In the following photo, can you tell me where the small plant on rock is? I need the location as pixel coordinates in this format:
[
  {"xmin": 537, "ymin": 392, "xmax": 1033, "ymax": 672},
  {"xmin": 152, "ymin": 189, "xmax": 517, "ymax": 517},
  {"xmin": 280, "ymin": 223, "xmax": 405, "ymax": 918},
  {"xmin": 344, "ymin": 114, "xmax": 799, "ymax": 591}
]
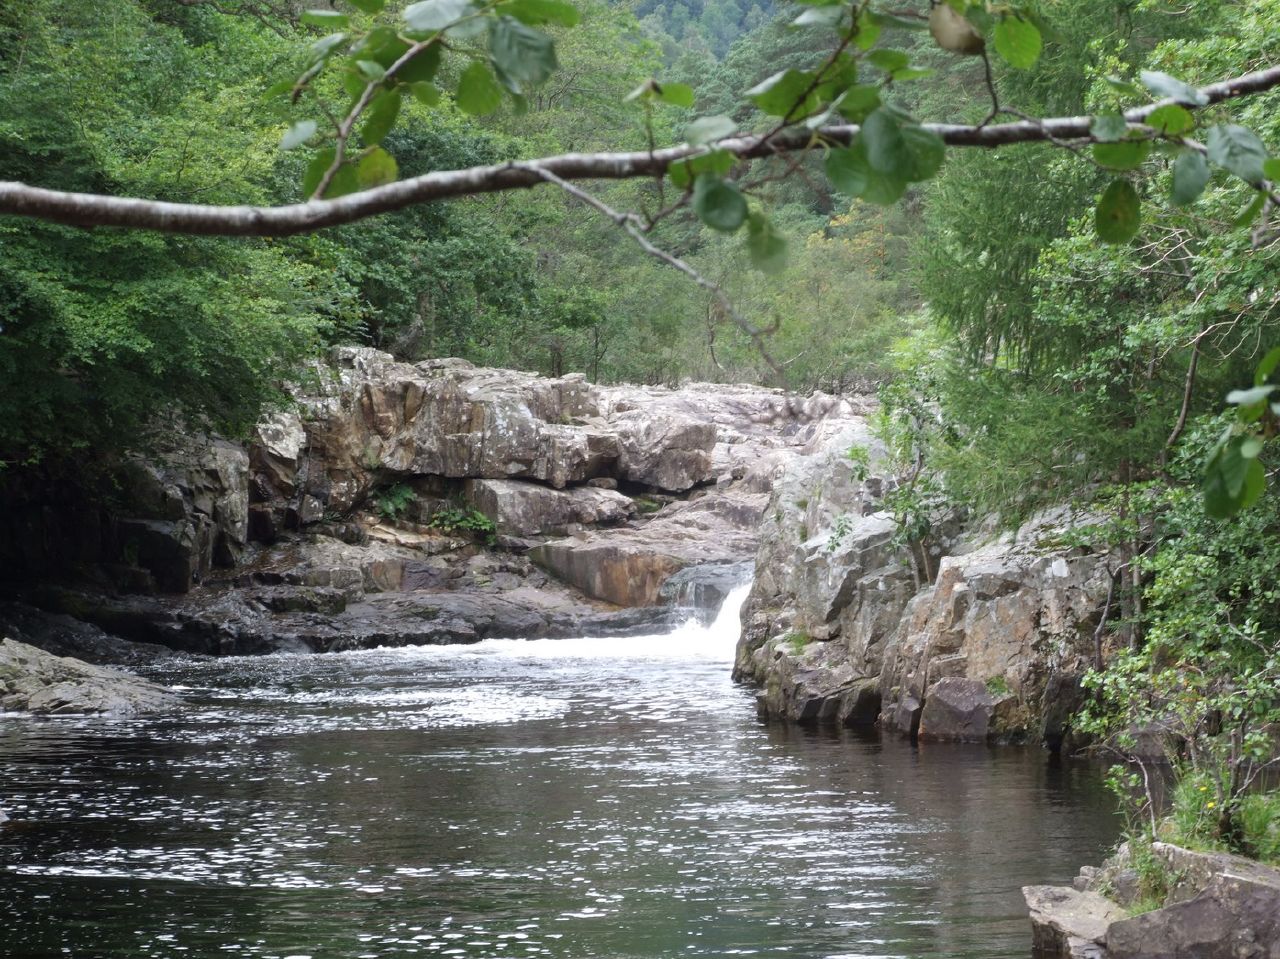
[
  {"xmin": 374, "ymin": 483, "xmax": 416, "ymax": 523},
  {"xmin": 427, "ymin": 504, "xmax": 497, "ymax": 545}
]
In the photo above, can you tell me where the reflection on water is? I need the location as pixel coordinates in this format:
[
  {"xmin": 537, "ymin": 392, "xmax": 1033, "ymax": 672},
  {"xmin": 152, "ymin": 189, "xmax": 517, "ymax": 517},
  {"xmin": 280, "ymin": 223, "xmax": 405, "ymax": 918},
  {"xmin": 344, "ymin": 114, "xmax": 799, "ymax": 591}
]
[{"xmin": 0, "ymin": 585, "xmax": 1117, "ymax": 958}]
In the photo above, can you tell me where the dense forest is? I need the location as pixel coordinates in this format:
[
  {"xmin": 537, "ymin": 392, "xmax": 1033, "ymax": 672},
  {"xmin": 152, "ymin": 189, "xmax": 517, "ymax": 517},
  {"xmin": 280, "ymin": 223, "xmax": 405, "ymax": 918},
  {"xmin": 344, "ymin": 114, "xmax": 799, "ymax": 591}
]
[{"xmin": 2, "ymin": 0, "xmax": 1280, "ymax": 881}]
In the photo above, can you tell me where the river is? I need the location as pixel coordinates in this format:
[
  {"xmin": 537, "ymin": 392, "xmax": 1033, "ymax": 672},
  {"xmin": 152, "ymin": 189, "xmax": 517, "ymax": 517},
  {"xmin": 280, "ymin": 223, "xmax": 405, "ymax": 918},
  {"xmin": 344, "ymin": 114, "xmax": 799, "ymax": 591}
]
[{"xmin": 0, "ymin": 584, "xmax": 1118, "ymax": 958}]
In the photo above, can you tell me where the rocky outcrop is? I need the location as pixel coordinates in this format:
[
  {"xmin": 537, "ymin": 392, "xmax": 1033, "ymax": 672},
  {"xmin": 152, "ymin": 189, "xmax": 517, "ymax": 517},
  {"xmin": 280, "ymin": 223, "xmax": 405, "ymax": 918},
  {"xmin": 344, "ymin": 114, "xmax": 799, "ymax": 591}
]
[
  {"xmin": 1028, "ymin": 844, "xmax": 1280, "ymax": 959},
  {"xmin": 0, "ymin": 637, "xmax": 179, "ymax": 716},
  {"xmin": 1, "ymin": 350, "xmax": 864, "ymax": 655},
  {"xmin": 735, "ymin": 422, "xmax": 1114, "ymax": 747}
]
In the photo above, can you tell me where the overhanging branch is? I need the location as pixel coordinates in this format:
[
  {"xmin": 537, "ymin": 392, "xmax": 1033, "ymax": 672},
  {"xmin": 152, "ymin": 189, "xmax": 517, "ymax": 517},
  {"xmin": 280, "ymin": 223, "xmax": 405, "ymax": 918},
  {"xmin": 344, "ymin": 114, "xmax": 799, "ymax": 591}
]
[{"xmin": 1, "ymin": 63, "xmax": 1277, "ymax": 237}]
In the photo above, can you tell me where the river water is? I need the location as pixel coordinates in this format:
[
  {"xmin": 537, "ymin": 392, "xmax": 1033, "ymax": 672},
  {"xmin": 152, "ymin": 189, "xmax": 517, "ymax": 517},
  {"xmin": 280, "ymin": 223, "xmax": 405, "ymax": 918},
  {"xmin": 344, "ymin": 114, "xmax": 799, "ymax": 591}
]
[{"xmin": 0, "ymin": 584, "xmax": 1118, "ymax": 959}]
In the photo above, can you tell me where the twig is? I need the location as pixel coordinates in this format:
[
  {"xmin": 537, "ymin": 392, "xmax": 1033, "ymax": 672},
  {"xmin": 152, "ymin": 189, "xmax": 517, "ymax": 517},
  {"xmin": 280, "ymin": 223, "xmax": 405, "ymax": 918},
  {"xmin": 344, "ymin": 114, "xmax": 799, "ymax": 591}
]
[{"xmin": 524, "ymin": 165, "xmax": 788, "ymax": 383}]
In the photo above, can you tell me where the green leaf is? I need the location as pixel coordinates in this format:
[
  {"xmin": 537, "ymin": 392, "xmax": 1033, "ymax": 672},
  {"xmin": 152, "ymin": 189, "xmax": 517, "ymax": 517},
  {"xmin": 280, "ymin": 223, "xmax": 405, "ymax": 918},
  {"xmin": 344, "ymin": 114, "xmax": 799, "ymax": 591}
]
[
  {"xmin": 302, "ymin": 9, "xmax": 349, "ymax": 28},
  {"xmin": 489, "ymin": 17, "xmax": 557, "ymax": 93},
  {"xmin": 825, "ymin": 145, "xmax": 868, "ymax": 196},
  {"xmin": 1091, "ymin": 113, "xmax": 1127, "ymax": 142},
  {"xmin": 1204, "ymin": 446, "xmax": 1264, "ymax": 518},
  {"xmin": 1093, "ymin": 139, "xmax": 1150, "ymax": 170},
  {"xmin": 746, "ymin": 69, "xmax": 815, "ymax": 119},
  {"xmin": 860, "ymin": 108, "xmax": 944, "ymax": 182},
  {"xmin": 1206, "ymin": 124, "xmax": 1268, "ymax": 183},
  {"xmin": 311, "ymin": 32, "xmax": 349, "ymax": 62},
  {"xmin": 348, "ymin": 0, "xmax": 386, "ymax": 11},
  {"xmin": 853, "ymin": 11, "xmax": 882, "ymax": 50},
  {"xmin": 409, "ymin": 81, "xmax": 441, "ymax": 107},
  {"xmin": 824, "ymin": 142, "xmax": 907, "ymax": 205},
  {"xmin": 455, "ymin": 62, "xmax": 503, "ymax": 115},
  {"xmin": 361, "ymin": 89, "xmax": 401, "ymax": 146},
  {"xmin": 793, "ymin": 5, "xmax": 843, "ymax": 27},
  {"xmin": 501, "ymin": 0, "xmax": 580, "ymax": 26},
  {"xmin": 1139, "ymin": 70, "xmax": 1208, "ymax": 106},
  {"xmin": 1240, "ymin": 435, "xmax": 1265, "ymax": 459},
  {"xmin": 281, "ymin": 120, "xmax": 317, "ymax": 150},
  {"xmin": 342, "ymin": 69, "xmax": 367, "ymax": 100},
  {"xmin": 686, "ymin": 115, "xmax": 736, "ymax": 145},
  {"xmin": 891, "ymin": 67, "xmax": 934, "ymax": 82},
  {"xmin": 303, "ymin": 149, "xmax": 359, "ymax": 199},
  {"xmin": 993, "ymin": 16, "xmax": 1041, "ymax": 69},
  {"xmin": 692, "ymin": 174, "xmax": 748, "ymax": 232},
  {"xmin": 746, "ymin": 212, "xmax": 788, "ymax": 274},
  {"xmin": 1171, "ymin": 149, "xmax": 1210, "ymax": 206},
  {"xmin": 1145, "ymin": 104, "xmax": 1194, "ymax": 136},
  {"xmin": 357, "ymin": 59, "xmax": 387, "ymax": 81},
  {"xmin": 1095, "ymin": 179, "xmax": 1140, "ymax": 243},
  {"xmin": 867, "ymin": 10, "xmax": 927, "ymax": 30},
  {"xmin": 657, "ymin": 82, "xmax": 694, "ymax": 108},
  {"xmin": 1227, "ymin": 385, "xmax": 1278, "ymax": 406},
  {"xmin": 404, "ymin": 0, "xmax": 474, "ymax": 32},
  {"xmin": 1235, "ymin": 191, "xmax": 1268, "ymax": 228},
  {"xmin": 668, "ymin": 149, "xmax": 733, "ymax": 189},
  {"xmin": 867, "ymin": 49, "xmax": 909, "ymax": 73},
  {"xmin": 262, "ymin": 79, "xmax": 295, "ymax": 101},
  {"xmin": 323, "ymin": 162, "xmax": 360, "ymax": 199},
  {"xmin": 1104, "ymin": 75, "xmax": 1143, "ymax": 98},
  {"xmin": 357, "ymin": 146, "xmax": 398, "ymax": 188},
  {"xmin": 302, "ymin": 148, "xmax": 336, "ymax": 196},
  {"xmin": 833, "ymin": 85, "xmax": 880, "ymax": 122},
  {"xmin": 395, "ymin": 44, "xmax": 442, "ymax": 83},
  {"xmin": 1254, "ymin": 346, "xmax": 1280, "ymax": 386},
  {"xmin": 1265, "ymin": 158, "xmax": 1280, "ymax": 182}
]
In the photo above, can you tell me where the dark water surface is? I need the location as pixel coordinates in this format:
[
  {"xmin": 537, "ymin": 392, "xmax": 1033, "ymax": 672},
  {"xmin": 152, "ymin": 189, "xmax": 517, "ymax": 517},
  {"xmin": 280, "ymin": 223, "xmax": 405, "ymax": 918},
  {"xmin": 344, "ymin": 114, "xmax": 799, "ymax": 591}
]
[{"xmin": 0, "ymin": 587, "xmax": 1118, "ymax": 959}]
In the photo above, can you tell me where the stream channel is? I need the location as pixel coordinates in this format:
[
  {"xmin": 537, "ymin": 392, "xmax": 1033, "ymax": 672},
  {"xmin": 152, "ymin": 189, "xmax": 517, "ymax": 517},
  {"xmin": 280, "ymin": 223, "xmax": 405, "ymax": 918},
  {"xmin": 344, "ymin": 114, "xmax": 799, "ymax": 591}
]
[{"xmin": 1, "ymin": 584, "xmax": 1119, "ymax": 958}]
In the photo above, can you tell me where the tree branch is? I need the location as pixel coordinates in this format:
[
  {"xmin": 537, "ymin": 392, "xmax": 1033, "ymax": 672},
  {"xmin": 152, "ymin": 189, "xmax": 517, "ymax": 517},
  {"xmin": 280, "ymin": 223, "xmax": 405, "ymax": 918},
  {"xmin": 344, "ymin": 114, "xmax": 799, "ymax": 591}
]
[{"xmin": 1, "ymin": 63, "xmax": 1278, "ymax": 236}]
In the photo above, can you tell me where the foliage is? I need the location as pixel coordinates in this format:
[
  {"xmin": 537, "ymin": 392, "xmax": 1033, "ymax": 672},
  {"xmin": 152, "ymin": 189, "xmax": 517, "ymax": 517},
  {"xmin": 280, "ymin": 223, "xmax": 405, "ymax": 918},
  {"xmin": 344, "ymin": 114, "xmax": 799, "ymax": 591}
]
[
  {"xmin": 427, "ymin": 503, "xmax": 498, "ymax": 543},
  {"xmin": 1077, "ymin": 439, "xmax": 1280, "ymax": 857},
  {"xmin": 0, "ymin": 0, "xmax": 338, "ymax": 463},
  {"xmin": 374, "ymin": 482, "xmax": 417, "ymax": 521}
]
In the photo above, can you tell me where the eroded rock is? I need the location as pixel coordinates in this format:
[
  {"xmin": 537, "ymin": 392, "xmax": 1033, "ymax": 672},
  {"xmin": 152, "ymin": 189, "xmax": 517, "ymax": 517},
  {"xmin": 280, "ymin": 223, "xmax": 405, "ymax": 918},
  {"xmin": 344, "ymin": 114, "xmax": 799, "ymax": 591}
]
[{"xmin": 0, "ymin": 637, "xmax": 179, "ymax": 716}]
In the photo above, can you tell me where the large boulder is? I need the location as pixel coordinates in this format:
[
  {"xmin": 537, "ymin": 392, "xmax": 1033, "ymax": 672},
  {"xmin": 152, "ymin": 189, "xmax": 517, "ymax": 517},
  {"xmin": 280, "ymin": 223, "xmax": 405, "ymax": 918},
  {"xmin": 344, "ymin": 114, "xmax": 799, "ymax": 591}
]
[
  {"xmin": 1025, "ymin": 885, "xmax": 1125, "ymax": 959},
  {"xmin": 464, "ymin": 479, "xmax": 633, "ymax": 536},
  {"xmin": 0, "ymin": 637, "xmax": 179, "ymax": 716}
]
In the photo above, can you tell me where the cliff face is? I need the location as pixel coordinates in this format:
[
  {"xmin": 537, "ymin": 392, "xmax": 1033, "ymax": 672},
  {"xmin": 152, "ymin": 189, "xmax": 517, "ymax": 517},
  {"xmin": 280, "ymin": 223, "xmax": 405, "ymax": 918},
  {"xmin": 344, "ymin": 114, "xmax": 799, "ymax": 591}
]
[
  {"xmin": 0, "ymin": 349, "xmax": 863, "ymax": 655},
  {"xmin": 734, "ymin": 426, "xmax": 1114, "ymax": 749}
]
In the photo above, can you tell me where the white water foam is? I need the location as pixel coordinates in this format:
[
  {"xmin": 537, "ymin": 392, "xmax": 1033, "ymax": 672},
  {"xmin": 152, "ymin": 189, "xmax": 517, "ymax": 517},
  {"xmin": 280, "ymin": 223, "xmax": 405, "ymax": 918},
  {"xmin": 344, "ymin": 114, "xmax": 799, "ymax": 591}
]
[{"xmin": 435, "ymin": 578, "xmax": 754, "ymax": 665}]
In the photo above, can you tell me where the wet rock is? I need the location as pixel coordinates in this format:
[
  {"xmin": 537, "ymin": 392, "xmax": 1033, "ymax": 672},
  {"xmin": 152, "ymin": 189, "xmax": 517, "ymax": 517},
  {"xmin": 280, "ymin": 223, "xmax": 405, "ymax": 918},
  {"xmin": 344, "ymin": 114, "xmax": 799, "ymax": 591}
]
[
  {"xmin": 0, "ymin": 637, "xmax": 179, "ymax": 716},
  {"xmin": 658, "ymin": 562, "xmax": 753, "ymax": 619}
]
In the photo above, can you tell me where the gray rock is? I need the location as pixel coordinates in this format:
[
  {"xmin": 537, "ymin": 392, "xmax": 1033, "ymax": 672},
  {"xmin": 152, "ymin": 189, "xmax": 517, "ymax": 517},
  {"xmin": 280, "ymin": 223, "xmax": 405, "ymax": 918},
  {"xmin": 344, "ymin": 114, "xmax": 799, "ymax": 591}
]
[
  {"xmin": 464, "ymin": 479, "xmax": 633, "ymax": 536},
  {"xmin": 0, "ymin": 637, "xmax": 179, "ymax": 716},
  {"xmin": 735, "ymin": 418, "xmax": 1116, "ymax": 745},
  {"xmin": 1024, "ymin": 885, "xmax": 1125, "ymax": 959},
  {"xmin": 531, "ymin": 491, "xmax": 766, "ymax": 606},
  {"xmin": 918, "ymin": 677, "xmax": 1014, "ymax": 743},
  {"xmin": 0, "ymin": 602, "xmax": 179, "ymax": 666}
]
